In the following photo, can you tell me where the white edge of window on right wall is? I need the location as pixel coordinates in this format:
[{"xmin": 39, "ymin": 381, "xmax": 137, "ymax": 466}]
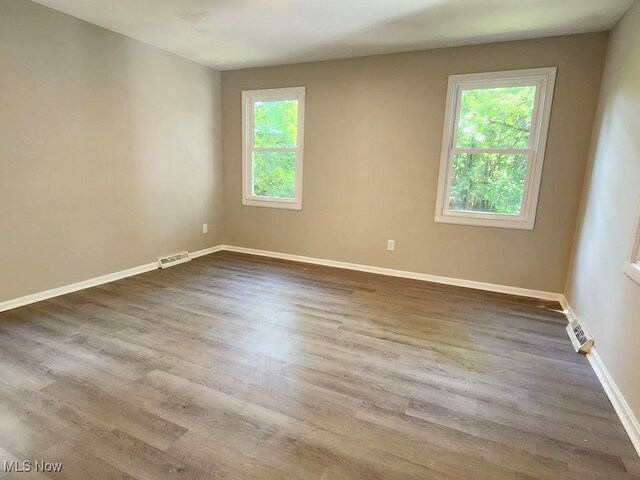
[
  {"xmin": 623, "ymin": 197, "xmax": 640, "ymax": 286},
  {"xmin": 435, "ymin": 67, "xmax": 557, "ymax": 230}
]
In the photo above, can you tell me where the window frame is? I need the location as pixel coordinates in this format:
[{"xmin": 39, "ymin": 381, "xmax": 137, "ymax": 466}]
[
  {"xmin": 435, "ymin": 67, "xmax": 557, "ymax": 230},
  {"xmin": 242, "ymin": 86, "xmax": 305, "ymax": 210},
  {"xmin": 624, "ymin": 198, "xmax": 640, "ymax": 286}
]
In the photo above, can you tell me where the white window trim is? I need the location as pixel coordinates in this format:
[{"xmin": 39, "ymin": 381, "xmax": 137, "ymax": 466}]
[
  {"xmin": 624, "ymin": 198, "xmax": 640, "ymax": 286},
  {"xmin": 435, "ymin": 67, "xmax": 557, "ymax": 230},
  {"xmin": 242, "ymin": 86, "xmax": 305, "ymax": 210}
]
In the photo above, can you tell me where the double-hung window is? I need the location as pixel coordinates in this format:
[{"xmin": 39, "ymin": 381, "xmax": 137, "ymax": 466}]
[
  {"xmin": 242, "ymin": 87, "xmax": 305, "ymax": 210},
  {"xmin": 435, "ymin": 68, "xmax": 556, "ymax": 229},
  {"xmin": 624, "ymin": 199, "xmax": 640, "ymax": 286}
]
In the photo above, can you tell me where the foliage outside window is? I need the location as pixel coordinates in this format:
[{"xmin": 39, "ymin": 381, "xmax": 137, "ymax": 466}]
[
  {"xmin": 436, "ymin": 68, "xmax": 557, "ymax": 230},
  {"xmin": 242, "ymin": 87, "xmax": 305, "ymax": 210}
]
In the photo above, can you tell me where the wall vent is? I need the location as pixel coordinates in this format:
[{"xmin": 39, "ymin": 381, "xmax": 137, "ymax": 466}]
[
  {"xmin": 158, "ymin": 252, "xmax": 191, "ymax": 269},
  {"xmin": 566, "ymin": 319, "xmax": 594, "ymax": 354}
]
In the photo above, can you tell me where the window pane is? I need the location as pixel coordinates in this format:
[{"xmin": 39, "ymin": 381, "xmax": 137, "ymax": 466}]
[
  {"xmin": 254, "ymin": 100, "xmax": 298, "ymax": 148},
  {"xmin": 449, "ymin": 153, "xmax": 528, "ymax": 215},
  {"xmin": 253, "ymin": 151, "xmax": 296, "ymax": 199},
  {"xmin": 456, "ymin": 86, "xmax": 536, "ymax": 149}
]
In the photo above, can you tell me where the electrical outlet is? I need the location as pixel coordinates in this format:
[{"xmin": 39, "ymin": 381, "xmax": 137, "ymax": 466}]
[
  {"xmin": 202, "ymin": 223, "xmax": 208, "ymax": 234},
  {"xmin": 387, "ymin": 239, "xmax": 395, "ymax": 251}
]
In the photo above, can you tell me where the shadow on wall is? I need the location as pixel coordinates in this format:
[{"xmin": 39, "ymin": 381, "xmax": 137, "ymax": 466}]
[
  {"xmin": 72, "ymin": 19, "xmax": 221, "ymax": 266},
  {"xmin": 0, "ymin": 0, "xmax": 220, "ymax": 301},
  {"xmin": 565, "ymin": 44, "xmax": 640, "ymax": 323}
]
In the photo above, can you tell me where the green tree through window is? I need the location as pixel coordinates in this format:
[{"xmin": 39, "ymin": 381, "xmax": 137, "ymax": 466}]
[
  {"xmin": 253, "ymin": 100, "xmax": 298, "ymax": 198},
  {"xmin": 449, "ymin": 86, "xmax": 536, "ymax": 215}
]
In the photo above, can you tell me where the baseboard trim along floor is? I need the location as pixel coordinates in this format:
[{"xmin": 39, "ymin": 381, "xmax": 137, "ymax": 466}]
[
  {"xmin": 560, "ymin": 296, "xmax": 640, "ymax": 457},
  {"xmin": 222, "ymin": 245, "xmax": 563, "ymax": 302},
  {"xmin": 0, "ymin": 244, "xmax": 562, "ymax": 314},
  {"xmin": 0, "ymin": 245, "xmax": 224, "ymax": 313},
  {"xmin": 1, "ymin": 245, "xmax": 638, "ymax": 459}
]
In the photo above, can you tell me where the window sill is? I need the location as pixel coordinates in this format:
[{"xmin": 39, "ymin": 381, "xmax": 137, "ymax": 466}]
[
  {"xmin": 623, "ymin": 262, "xmax": 640, "ymax": 286},
  {"xmin": 435, "ymin": 214, "xmax": 534, "ymax": 230},
  {"xmin": 242, "ymin": 198, "xmax": 302, "ymax": 210}
]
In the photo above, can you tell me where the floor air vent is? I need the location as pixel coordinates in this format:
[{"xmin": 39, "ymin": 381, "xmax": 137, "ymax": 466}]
[
  {"xmin": 158, "ymin": 252, "xmax": 191, "ymax": 269},
  {"xmin": 566, "ymin": 319, "xmax": 593, "ymax": 354}
]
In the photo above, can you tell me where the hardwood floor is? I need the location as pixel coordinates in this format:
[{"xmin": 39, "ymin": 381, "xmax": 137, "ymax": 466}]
[{"xmin": 0, "ymin": 251, "xmax": 638, "ymax": 479}]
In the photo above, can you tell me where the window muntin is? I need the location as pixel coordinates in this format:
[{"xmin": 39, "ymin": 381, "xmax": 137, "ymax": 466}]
[
  {"xmin": 242, "ymin": 87, "xmax": 305, "ymax": 210},
  {"xmin": 436, "ymin": 68, "xmax": 556, "ymax": 229}
]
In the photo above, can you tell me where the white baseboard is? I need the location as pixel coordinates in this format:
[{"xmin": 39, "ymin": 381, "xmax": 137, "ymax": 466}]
[
  {"xmin": 191, "ymin": 245, "xmax": 225, "ymax": 259},
  {"xmin": 0, "ymin": 262, "xmax": 157, "ymax": 313},
  {"xmin": 0, "ymin": 243, "xmax": 560, "ymax": 314},
  {"xmin": 588, "ymin": 348, "xmax": 640, "ymax": 456},
  {"xmin": 0, "ymin": 245, "xmax": 225, "ymax": 313},
  {"xmin": 2, "ymin": 243, "xmax": 636, "ymax": 457},
  {"xmin": 221, "ymin": 245, "xmax": 563, "ymax": 302},
  {"xmin": 559, "ymin": 296, "xmax": 577, "ymax": 322},
  {"xmin": 560, "ymin": 295, "xmax": 640, "ymax": 457}
]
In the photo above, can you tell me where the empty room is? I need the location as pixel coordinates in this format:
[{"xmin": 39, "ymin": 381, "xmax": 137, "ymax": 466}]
[{"xmin": 1, "ymin": 0, "xmax": 640, "ymax": 478}]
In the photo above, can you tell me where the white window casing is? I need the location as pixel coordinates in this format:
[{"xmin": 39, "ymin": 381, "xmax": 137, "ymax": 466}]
[
  {"xmin": 624, "ymin": 197, "xmax": 640, "ymax": 285},
  {"xmin": 242, "ymin": 86, "xmax": 305, "ymax": 210},
  {"xmin": 435, "ymin": 67, "xmax": 557, "ymax": 230}
]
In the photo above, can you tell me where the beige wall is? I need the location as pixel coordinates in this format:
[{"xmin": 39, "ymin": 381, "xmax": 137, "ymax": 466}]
[
  {"xmin": 565, "ymin": 1, "xmax": 640, "ymax": 422},
  {"xmin": 221, "ymin": 34, "xmax": 608, "ymax": 293},
  {"xmin": 0, "ymin": 1, "xmax": 616, "ymax": 305},
  {"xmin": 0, "ymin": 0, "xmax": 223, "ymax": 303}
]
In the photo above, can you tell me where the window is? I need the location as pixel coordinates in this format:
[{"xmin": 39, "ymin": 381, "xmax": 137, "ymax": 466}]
[
  {"xmin": 242, "ymin": 87, "xmax": 305, "ymax": 210},
  {"xmin": 435, "ymin": 68, "xmax": 556, "ymax": 229},
  {"xmin": 624, "ymin": 199, "xmax": 640, "ymax": 286}
]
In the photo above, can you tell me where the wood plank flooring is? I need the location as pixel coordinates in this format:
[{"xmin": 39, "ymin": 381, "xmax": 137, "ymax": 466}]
[{"xmin": 0, "ymin": 251, "xmax": 638, "ymax": 479}]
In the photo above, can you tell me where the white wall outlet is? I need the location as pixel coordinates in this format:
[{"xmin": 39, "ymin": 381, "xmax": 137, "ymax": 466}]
[
  {"xmin": 202, "ymin": 223, "xmax": 208, "ymax": 234},
  {"xmin": 387, "ymin": 239, "xmax": 396, "ymax": 251}
]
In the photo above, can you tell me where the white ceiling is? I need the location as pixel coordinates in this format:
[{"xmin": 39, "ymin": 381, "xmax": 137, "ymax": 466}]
[{"xmin": 32, "ymin": 0, "xmax": 633, "ymax": 70}]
